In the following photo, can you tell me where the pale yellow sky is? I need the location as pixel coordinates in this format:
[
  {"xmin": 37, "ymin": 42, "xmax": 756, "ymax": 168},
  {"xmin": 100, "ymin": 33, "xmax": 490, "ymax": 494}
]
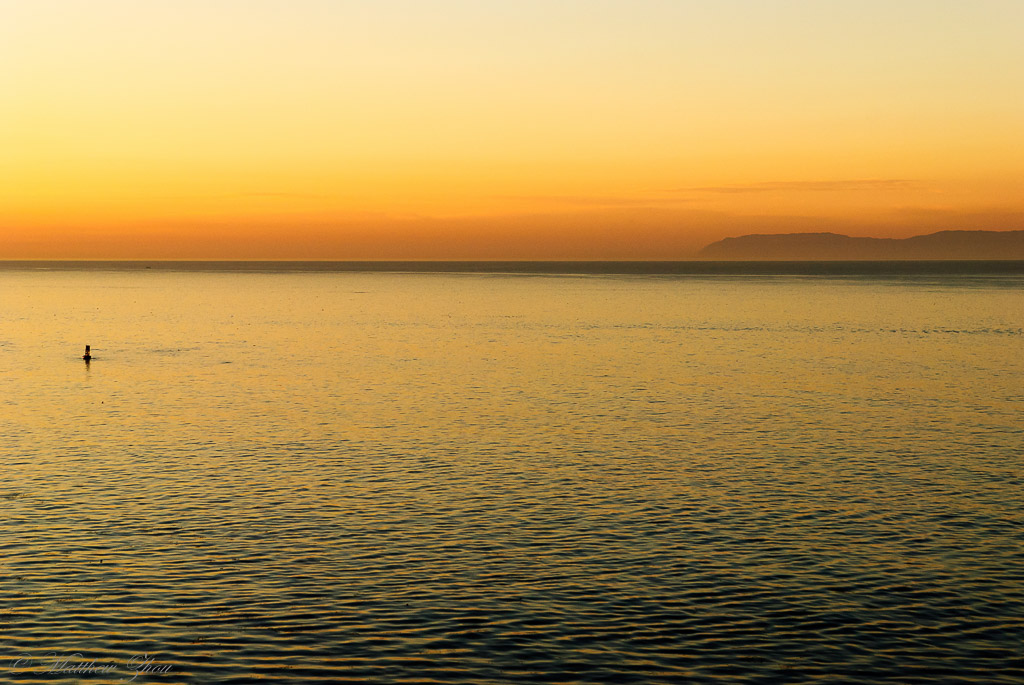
[{"xmin": 2, "ymin": 0, "xmax": 1022, "ymax": 258}]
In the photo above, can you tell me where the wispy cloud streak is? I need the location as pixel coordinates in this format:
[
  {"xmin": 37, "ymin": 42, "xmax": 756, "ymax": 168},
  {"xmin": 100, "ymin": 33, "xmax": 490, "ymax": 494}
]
[
  {"xmin": 677, "ymin": 179, "xmax": 918, "ymax": 194},
  {"xmin": 499, "ymin": 195, "xmax": 696, "ymax": 207}
]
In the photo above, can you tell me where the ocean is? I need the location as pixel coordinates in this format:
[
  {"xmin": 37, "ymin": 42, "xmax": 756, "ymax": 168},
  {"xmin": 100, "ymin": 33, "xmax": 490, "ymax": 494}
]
[{"xmin": 1, "ymin": 262, "xmax": 1022, "ymax": 683}]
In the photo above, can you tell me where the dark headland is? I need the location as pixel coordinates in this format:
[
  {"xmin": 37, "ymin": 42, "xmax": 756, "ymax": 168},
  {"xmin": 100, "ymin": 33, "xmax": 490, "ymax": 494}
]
[{"xmin": 699, "ymin": 229, "xmax": 1024, "ymax": 260}]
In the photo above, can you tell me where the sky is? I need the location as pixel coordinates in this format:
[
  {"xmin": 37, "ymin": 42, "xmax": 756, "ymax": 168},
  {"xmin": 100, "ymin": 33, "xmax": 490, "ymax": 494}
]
[{"xmin": 2, "ymin": 0, "xmax": 1023, "ymax": 259}]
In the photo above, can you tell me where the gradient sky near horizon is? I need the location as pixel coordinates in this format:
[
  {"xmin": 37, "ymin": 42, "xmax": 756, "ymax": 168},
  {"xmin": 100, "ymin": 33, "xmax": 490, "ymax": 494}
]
[{"xmin": 3, "ymin": 0, "xmax": 1023, "ymax": 259}]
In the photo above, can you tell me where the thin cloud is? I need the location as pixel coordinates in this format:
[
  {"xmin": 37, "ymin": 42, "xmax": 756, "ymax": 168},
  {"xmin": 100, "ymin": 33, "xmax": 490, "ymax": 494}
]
[
  {"xmin": 216, "ymin": 192, "xmax": 330, "ymax": 200},
  {"xmin": 677, "ymin": 179, "xmax": 919, "ymax": 194},
  {"xmin": 500, "ymin": 194, "xmax": 696, "ymax": 207},
  {"xmin": 155, "ymin": 191, "xmax": 332, "ymax": 202}
]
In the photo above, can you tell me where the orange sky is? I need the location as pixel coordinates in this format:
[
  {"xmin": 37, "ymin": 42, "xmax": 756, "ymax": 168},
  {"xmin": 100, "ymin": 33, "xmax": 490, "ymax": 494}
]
[{"xmin": 2, "ymin": 0, "xmax": 1023, "ymax": 259}]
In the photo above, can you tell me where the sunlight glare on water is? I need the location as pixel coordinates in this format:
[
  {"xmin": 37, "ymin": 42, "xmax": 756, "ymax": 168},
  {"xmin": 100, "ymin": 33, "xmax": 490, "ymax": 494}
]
[{"xmin": 1, "ymin": 266, "xmax": 1022, "ymax": 683}]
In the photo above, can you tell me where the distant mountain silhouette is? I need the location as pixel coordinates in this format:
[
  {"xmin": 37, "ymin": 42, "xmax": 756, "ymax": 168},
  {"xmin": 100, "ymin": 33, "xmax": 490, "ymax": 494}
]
[{"xmin": 698, "ymin": 230, "xmax": 1024, "ymax": 260}]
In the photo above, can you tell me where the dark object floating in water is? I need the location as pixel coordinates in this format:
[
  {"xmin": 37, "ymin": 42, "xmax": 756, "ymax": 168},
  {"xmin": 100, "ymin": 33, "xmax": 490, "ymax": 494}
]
[{"xmin": 83, "ymin": 344, "xmax": 92, "ymax": 361}]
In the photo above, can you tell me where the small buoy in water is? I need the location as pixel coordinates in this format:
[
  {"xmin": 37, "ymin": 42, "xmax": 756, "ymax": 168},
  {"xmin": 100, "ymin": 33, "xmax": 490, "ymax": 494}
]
[{"xmin": 83, "ymin": 344, "xmax": 92, "ymax": 361}]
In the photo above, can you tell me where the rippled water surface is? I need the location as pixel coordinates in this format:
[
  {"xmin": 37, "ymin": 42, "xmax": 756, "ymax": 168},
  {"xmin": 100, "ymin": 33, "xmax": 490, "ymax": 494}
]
[{"xmin": 2, "ymin": 265, "xmax": 1023, "ymax": 683}]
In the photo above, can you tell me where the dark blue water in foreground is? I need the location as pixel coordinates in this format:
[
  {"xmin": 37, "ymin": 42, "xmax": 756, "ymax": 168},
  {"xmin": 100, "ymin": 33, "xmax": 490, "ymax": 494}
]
[{"xmin": 1, "ymin": 265, "xmax": 1022, "ymax": 683}]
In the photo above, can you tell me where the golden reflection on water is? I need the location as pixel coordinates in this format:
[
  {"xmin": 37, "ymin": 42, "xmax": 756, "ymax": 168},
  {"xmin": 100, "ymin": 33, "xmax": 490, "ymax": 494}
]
[{"xmin": 1, "ymin": 269, "xmax": 1023, "ymax": 683}]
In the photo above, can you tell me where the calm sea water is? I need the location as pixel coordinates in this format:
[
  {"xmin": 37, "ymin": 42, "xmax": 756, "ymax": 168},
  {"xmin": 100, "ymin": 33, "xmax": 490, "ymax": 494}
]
[{"xmin": 1, "ymin": 263, "xmax": 1022, "ymax": 683}]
